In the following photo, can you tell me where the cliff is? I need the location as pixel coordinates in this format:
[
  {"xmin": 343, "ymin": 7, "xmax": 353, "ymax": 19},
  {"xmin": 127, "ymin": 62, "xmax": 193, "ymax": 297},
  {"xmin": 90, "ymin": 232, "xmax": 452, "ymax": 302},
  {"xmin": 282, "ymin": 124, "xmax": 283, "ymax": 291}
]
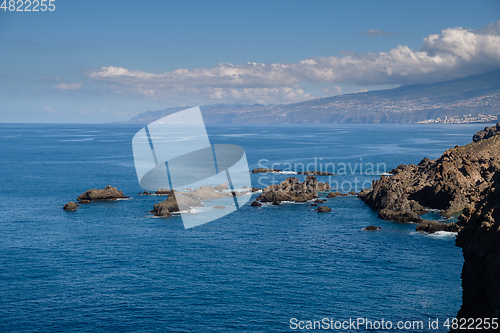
[
  {"xmin": 455, "ymin": 171, "xmax": 500, "ymax": 322},
  {"xmin": 358, "ymin": 124, "xmax": 500, "ymax": 326},
  {"xmin": 358, "ymin": 124, "xmax": 500, "ymax": 232}
]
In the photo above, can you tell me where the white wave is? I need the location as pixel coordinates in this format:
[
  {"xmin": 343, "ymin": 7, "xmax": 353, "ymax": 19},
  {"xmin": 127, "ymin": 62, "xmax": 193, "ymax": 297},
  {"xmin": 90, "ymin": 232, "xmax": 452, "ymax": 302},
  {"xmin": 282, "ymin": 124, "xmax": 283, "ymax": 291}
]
[
  {"xmin": 60, "ymin": 138, "xmax": 95, "ymax": 142},
  {"xmin": 411, "ymin": 231, "xmax": 458, "ymax": 238}
]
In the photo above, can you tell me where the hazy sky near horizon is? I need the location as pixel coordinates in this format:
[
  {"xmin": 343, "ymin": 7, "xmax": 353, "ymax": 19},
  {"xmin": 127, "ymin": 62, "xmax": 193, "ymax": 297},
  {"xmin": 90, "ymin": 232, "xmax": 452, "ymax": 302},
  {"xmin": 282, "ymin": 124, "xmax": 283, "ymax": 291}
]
[{"xmin": 0, "ymin": 0, "xmax": 499, "ymax": 123}]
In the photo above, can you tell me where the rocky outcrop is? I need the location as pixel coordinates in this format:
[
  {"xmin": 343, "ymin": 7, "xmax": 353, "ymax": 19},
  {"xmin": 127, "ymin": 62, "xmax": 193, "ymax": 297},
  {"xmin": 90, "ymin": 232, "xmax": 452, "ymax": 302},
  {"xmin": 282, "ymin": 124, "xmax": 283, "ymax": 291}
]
[
  {"xmin": 251, "ymin": 168, "xmax": 281, "ymax": 173},
  {"xmin": 453, "ymin": 171, "xmax": 500, "ymax": 322},
  {"xmin": 472, "ymin": 122, "xmax": 500, "ymax": 142},
  {"xmin": 77, "ymin": 185, "xmax": 128, "ymax": 202},
  {"xmin": 327, "ymin": 191, "xmax": 348, "ymax": 198},
  {"xmin": 256, "ymin": 176, "xmax": 330, "ymax": 203},
  {"xmin": 250, "ymin": 200, "xmax": 262, "ymax": 207},
  {"xmin": 363, "ymin": 225, "xmax": 381, "ymax": 231},
  {"xmin": 150, "ymin": 192, "xmax": 203, "ymax": 217},
  {"xmin": 359, "ymin": 128, "xmax": 500, "ymax": 229},
  {"xmin": 150, "ymin": 184, "xmax": 251, "ymax": 217},
  {"xmin": 415, "ymin": 220, "xmax": 460, "ymax": 233},
  {"xmin": 316, "ymin": 206, "xmax": 332, "ymax": 213},
  {"xmin": 63, "ymin": 201, "xmax": 78, "ymax": 211}
]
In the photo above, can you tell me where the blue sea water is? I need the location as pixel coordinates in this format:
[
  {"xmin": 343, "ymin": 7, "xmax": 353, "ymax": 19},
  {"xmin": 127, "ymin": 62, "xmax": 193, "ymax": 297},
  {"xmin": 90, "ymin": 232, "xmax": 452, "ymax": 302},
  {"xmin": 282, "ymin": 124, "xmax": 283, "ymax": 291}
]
[{"xmin": 0, "ymin": 123, "xmax": 490, "ymax": 332}]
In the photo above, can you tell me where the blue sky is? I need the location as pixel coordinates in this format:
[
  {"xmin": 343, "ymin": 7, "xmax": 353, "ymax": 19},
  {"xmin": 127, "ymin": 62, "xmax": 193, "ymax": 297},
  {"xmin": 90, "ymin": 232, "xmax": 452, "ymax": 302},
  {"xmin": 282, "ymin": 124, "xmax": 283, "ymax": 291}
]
[{"xmin": 0, "ymin": 0, "xmax": 499, "ymax": 123}]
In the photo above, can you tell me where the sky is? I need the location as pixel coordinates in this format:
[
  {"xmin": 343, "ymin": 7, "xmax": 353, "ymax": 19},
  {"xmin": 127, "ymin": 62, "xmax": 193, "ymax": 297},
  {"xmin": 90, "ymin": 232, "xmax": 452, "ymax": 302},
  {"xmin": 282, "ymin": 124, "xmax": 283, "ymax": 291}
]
[{"xmin": 0, "ymin": 0, "xmax": 499, "ymax": 123}]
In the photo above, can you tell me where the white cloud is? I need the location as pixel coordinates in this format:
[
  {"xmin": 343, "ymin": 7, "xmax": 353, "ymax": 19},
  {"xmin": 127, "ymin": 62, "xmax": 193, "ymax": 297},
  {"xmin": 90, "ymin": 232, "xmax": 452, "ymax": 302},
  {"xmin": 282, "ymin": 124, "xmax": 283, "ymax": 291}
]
[
  {"xmin": 360, "ymin": 29, "xmax": 401, "ymax": 37},
  {"xmin": 83, "ymin": 20, "xmax": 500, "ymax": 105},
  {"xmin": 53, "ymin": 82, "xmax": 83, "ymax": 90}
]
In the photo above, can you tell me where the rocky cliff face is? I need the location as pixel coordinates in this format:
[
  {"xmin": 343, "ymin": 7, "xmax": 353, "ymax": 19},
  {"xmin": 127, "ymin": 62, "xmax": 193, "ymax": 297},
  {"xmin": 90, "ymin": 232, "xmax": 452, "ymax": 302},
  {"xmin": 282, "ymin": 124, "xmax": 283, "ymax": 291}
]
[
  {"xmin": 358, "ymin": 124, "xmax": 500, "ymax": 232},
  {"xmin": 455, "ymin": 171, "xmax": 500, "ymax": 321},
  {"xmin": 358, "ymin": 124, "xmax": 500, "ymax": 325}
]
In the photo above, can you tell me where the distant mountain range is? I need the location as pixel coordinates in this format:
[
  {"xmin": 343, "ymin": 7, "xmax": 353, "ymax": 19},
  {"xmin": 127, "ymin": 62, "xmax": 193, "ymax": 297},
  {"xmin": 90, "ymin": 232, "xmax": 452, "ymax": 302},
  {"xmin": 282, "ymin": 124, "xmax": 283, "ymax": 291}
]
[{"xmin": 123, "ymin": 68, "xmax": 500, "ymax": 124}]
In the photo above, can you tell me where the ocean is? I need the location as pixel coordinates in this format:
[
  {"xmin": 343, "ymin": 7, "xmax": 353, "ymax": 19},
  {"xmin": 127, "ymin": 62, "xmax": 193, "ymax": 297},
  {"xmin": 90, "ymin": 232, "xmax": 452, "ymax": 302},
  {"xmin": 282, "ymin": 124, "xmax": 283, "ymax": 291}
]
[{"xmin": 0, "ymin": 123, "xmax": 490, "ymax": 332}]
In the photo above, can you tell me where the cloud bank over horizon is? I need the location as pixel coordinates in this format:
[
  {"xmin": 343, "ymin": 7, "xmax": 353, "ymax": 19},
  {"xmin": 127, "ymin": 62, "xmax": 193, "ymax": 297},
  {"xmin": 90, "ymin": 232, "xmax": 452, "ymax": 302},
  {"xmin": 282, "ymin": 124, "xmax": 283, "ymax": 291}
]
[{"xmin": 84, "ymin": 20, "xmax": 500, "ymax": 106}]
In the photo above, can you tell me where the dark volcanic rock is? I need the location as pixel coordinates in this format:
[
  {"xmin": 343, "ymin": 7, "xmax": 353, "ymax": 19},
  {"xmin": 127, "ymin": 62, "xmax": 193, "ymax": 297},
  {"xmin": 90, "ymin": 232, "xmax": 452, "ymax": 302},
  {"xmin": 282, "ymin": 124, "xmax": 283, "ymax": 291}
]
[
  {"xmin": 250, "ymin": 200, "xmax": 262, "ymax": 207},
  {"xmin": 327, "ymin": 191, "xmax": 348, "ymax": 198},
  {"xmin": 63, "ymin": 201, "xmax": 78, "ymax": 211},
  {"xmin": 453, "ymin": 171, "xmax": 500, "ymax": 322},
  {"xmin": 150, "ymin": 192, "xmax": 203, "ymax": 217},
  {"xmin": 251, "ymin": 168, "xmax": 281, "ymax": 173},
  {"xmin": 472, "ymin": 122, "xmax": 500, "ymax": 142},
  {"xmin": 363, "ymin": 225, "xmax": 381, "ymax": 231},
  {"xmin": 257, "ymin": 176, "xmax": 330, "ymax": 203},
  {"xmin": 316, "ymin": 206, "xmax": 332, "ymax": 212},
  {"xmin": 77, "ymin": 185, "xmax": 128, "ymax": 202},
  {"xmin": 155, "ymin": 188, "xmax": 173, "ymax": 195},
  {"xmin": 359, "ymin": 129, "xmax": 500, "ymax": 226},
  {"xmin": 415, "ymin": 220, "xmax": 459, "ymax": 233}
]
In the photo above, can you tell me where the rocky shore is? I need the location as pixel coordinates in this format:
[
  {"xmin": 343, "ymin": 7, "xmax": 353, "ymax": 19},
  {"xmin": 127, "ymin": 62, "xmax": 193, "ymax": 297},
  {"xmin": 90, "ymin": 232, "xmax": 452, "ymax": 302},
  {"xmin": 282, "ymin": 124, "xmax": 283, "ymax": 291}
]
[
  {"xmin": 359, "ymin": 124, "xmax": 500, "ymax": 233},
  {"xmin": 454, "ymin": 170, "xmax": 500, "ymax": 323},
  {"xmin": 358, "ymin": 123, "xmax": 500, "ymax": 324}
]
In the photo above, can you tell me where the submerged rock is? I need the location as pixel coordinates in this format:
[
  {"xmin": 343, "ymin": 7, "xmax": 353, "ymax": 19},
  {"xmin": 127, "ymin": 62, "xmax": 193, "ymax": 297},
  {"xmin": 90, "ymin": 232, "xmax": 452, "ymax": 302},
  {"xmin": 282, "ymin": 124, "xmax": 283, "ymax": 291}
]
[
  {"xmin": 77, "ymin": 185, "xmax": 128, "ymax": 202},
  {"xmin": 250, "ymin": 201, "xmax": 262, "ymax": 207},
  {"xmin": 63, "ymin": 201, "xmax": 78, "ymax": 211},
  {"xmin": 213, "ymin": 206, "xmax": 226, "ymax": 209}
]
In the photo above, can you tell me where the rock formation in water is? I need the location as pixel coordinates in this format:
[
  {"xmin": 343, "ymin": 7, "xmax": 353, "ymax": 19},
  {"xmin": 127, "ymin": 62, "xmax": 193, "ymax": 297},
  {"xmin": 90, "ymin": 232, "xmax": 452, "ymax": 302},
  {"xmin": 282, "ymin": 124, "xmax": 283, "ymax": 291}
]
[
  {"xmin": 358, "ymin": 123, "xmax": 500, "ymax": 233},
  {"xmin": 363, "ymin": 225, "xmax": 381, "ymax": 231},
  {"xmin": 454, "ymin": 170, "xmax": 500, "ymax": 322},
  {"xmin": 256, "ymin": 176, "xmax": 330, "ymax": 204},
  {"xmin": 327, "ymin": 191, "xmax": 348, "ymax": 198},
  {"xmin": 150, "ymin": 192, "xmax": 203, "ymax": 217},
  {"xmin": 150, "ymin": 184, "xmax": 251, "ymax": 217},
  {"xmin": 251, "ymin": 168, "xmax": 282, "ymax": 173},
  {"xmin": 63, "ymin": 201, "xmax": 78, "ymax": 211},
  {"xmin": 77, "ymin": 185, "xmax": 129, "ymax": 202},
  {"xmin": 316, "ymin": 206, "xmax": 332, "ymax": 213}
]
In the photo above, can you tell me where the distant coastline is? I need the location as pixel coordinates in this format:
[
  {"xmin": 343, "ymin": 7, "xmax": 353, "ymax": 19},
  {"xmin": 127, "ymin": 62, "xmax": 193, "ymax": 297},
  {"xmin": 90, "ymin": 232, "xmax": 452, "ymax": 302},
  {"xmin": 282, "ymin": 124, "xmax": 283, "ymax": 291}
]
[{"xmin": 120, "ymin": 68, "xmax": 500, "ymax": 125}]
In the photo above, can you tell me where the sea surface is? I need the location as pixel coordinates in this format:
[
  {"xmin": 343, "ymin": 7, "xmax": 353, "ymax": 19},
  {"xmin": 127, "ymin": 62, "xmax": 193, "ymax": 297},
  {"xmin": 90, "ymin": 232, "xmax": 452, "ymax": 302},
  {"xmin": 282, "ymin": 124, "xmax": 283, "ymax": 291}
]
[{"xmin": 0, "ymin": 123, "xmax": 490, "ymax": 332}]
